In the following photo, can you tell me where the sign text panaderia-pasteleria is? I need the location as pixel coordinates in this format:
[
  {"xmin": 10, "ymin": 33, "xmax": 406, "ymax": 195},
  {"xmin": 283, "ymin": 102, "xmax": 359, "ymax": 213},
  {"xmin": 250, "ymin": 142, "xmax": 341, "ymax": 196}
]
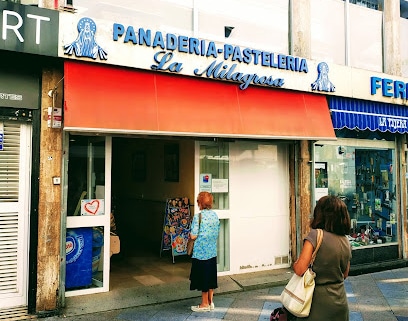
[{"xmin": 113, "ymin": 24, "xmax": 309, "ymax": 90}]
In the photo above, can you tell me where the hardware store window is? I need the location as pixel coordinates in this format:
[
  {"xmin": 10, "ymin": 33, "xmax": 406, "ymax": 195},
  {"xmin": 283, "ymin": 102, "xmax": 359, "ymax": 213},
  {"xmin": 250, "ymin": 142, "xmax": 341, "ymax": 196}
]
[{"xmin": 314, "ymin": 140, "xmax": 397, "ymax": 247}]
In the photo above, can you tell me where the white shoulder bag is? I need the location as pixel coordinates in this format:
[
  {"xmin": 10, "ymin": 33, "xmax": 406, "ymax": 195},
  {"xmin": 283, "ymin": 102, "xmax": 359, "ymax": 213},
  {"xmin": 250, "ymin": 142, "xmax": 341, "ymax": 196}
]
[{"xmin": 280, "ymin": 228, "xmax": 323, "ymax": 318}]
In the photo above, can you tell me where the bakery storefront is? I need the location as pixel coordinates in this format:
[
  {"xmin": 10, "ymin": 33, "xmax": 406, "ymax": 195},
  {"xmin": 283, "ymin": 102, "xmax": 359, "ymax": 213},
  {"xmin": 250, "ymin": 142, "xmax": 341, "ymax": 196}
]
[
  {"xmin": 62, "ymin": 58, "xmax": 335, "ymax": 296},
  {"xmin": 313, "ymin": 93, "xmax": 408, "ymax": 272},
  {"xmin": 59, "ymin": 11, "xmax": 341, "ymax": 300},
  {"xmin": 58, "ymin": 12, "xmax": 408, "ymax": 300}
]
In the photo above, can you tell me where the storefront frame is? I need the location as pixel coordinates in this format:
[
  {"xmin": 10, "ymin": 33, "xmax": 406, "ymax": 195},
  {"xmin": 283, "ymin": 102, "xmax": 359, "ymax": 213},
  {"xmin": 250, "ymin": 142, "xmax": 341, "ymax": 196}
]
[
  {"xmin": 62, "ymin": 133, "xmax": 112, "ymax": 298},
  {"xmin": 312, "ymin": 137, "xmax": 405, "ymax": 266},
  {"xmin": 61, "ymin": 133, "xmax": 293, "ymax": 296}
]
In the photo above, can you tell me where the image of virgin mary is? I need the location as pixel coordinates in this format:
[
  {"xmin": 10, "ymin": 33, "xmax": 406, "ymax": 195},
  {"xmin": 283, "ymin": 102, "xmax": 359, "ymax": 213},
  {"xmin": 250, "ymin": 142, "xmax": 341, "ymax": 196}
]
[
  {"xmin": 311, "ymin": 62, "xmax": 335, "ymax": 92},
  {"xmin": 64, "ymin": 17, "xmax": 108, "ymax": 60}
]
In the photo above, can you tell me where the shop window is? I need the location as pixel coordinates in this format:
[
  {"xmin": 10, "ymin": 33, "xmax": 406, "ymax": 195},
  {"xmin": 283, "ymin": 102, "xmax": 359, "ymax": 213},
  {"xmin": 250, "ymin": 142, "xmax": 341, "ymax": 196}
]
[
  {"xmin": 65, "ymin": 135, "xmax": 108, "ymax": 292},
  {"xmin": 199, "ymin": 141, "xmax": 229, "ymax": 210},
  {"xmin": 199, "ymin": 141, "xmax": 229, "ymax": 272},
  {"xmin": 67, "ymin": 136, "xmax": 106, "ymax": 217},
  {"xmin": 314, "ymin": 143, "xmax": 397, "ymax": 247},
  {"xmin": 217, "ymin": 219, "xmax": 230, "ymax": 272}
]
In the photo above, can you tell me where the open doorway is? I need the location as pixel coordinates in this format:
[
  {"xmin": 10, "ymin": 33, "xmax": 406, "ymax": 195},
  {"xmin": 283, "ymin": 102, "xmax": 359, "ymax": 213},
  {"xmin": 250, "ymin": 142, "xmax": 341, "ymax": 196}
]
[{"xmin": 109, "ymin": 137, "xmax": 196, "ymax": 289}]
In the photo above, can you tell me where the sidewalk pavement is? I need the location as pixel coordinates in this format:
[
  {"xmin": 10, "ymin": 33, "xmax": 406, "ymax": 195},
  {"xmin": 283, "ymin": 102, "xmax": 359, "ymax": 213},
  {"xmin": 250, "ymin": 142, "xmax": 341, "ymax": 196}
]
[{"xmin": 42, "ymin": 267, "xmax": 408, "ymax": 321}]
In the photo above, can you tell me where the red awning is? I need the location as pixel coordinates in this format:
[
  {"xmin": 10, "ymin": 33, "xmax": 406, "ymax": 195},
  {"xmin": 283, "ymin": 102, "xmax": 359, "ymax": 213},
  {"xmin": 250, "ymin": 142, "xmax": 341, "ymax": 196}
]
[{"xmin": 64, "ymin": 60, "xmax": 335, "ymax": 140}]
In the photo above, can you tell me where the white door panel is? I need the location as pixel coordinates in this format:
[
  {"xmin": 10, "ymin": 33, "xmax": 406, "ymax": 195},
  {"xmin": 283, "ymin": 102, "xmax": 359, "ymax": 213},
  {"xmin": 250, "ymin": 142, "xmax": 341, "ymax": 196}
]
[
  {"xmin": 230, "ymin": 142, "xmax": 290, "ymax": 272},
  {"xmin": 0, "ymin": 122, "xmax": 31, "ymax": 309}
]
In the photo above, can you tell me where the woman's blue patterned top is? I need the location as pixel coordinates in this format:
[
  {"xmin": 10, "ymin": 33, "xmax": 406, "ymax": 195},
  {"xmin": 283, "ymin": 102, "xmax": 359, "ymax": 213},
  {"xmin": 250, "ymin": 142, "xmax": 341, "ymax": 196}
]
[{"xmin": 190, "ymin": 209, "xmax": 220, "ymax": 260}]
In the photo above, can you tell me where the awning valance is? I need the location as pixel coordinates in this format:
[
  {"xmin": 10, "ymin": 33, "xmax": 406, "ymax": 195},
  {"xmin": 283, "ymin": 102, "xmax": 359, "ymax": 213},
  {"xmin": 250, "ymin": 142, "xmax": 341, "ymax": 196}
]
[
  {"xmin": 329, "ymin": 96, "xmax": 408, "ymax": 134},
  {"xmin": 64, "ymin": 60, "xmax": 335, "ymax": 140}
]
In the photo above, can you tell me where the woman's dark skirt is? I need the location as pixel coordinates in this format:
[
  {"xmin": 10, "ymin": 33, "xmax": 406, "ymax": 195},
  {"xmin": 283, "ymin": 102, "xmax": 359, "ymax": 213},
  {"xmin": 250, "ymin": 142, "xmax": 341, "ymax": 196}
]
[{"xmin": 189, "ymin": 257, "xmax": 218, "ymax": 292}]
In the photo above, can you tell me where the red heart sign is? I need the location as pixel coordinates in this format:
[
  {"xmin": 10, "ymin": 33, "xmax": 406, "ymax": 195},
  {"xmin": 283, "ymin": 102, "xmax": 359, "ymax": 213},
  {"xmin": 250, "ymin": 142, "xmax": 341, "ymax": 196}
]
[{"xmin": 84, "ymin": 200, "xmax": 100, "ymax": 215}]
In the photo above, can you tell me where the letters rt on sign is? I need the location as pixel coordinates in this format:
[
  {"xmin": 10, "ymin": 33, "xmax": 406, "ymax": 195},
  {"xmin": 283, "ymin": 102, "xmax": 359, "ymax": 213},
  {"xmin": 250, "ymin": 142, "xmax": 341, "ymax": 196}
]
[{"xmin": 0, "ymin": 2, "xmax": 58, "ymax": 56}]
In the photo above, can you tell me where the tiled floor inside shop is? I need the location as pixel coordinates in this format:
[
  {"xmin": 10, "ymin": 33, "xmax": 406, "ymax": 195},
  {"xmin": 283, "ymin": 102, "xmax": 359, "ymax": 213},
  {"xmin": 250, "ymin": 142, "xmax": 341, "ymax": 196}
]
[{"xmin": 109, "ymin": 251, "xmax": 192, "ymax": 290}]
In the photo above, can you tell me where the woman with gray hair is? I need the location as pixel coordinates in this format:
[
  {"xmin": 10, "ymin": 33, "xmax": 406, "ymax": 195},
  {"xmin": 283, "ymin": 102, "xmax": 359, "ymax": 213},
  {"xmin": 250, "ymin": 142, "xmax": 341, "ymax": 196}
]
[{"xmin": 189, "ymin": 191, "xmax": 220, "ymax": 312}]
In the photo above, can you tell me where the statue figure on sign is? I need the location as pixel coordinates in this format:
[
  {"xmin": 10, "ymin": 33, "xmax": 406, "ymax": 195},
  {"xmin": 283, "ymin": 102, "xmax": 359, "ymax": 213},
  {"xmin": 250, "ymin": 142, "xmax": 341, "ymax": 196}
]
[
  {"xmin": 64, "ymin": 17, "xmax": 108, "ymax": 60},
  {"xmin": 311, "ymin": 62, "xmax": 335, "ymax": 92}
]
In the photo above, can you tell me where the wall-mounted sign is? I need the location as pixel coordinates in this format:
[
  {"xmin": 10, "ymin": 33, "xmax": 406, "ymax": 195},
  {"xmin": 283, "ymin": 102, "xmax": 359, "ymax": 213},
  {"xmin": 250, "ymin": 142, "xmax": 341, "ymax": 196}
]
[
  {"xmin": 59, "ymin": 13, "xmax": 408, "ymax": 105},
  {"xmin": 61, "ymin": 17, "xmax": 340, "ymax": 92},
  {"xmin": 0, "ymin": 69, "xmax": 40, "ymax": 109},
  {"xmin": 199, "ymin": 173, "xmax": 212, "ymax": 192},
  {"xmin": 0, "ymin": 2, "xmax": 59, "ymax": 56},
  {"xmin": 47, "ymin": 107, "xmax": 62, "ymax": 128},
  {"xmin": 371, "ymin": 76, "xmax": 408, "ymax": 99},
  {"xmin": 212, "ymin": 179, "xmax": 228, "ymax": 193}
]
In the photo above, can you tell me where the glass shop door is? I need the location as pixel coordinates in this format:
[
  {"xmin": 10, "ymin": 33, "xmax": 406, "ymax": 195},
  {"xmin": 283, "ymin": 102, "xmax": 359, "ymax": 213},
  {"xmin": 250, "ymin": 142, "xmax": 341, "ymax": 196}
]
[{"xmin": 65, "ymin": 135, "xmax": 111, "ymax": 296}]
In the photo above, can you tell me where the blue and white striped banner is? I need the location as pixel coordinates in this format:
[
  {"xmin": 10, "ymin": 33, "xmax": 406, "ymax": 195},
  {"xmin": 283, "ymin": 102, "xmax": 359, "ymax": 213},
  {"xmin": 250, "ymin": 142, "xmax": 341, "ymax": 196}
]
[{"xmin": 328, "ymin": 96, "xmax": 408, "ymax": 133}]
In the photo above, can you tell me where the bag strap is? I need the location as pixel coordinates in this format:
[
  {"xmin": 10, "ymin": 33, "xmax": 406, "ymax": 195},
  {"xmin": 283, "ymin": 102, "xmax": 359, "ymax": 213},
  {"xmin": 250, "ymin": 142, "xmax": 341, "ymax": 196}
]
[
  {"xmin": 310, "ymin": 228, "xmax": 323, "ymax": 266},
  {"xmin": 197, "ymin": 212, "xmax": 202, "ymax": 234}
]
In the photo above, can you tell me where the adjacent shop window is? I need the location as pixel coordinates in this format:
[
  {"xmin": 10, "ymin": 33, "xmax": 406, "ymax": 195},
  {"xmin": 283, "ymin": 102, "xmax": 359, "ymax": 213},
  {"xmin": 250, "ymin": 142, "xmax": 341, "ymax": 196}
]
[
  {"xmin": 67, "ymin": 136, "xmax": 106, "ymax": 216},
  {"xmin": 199, "ymin": 141, "xmax": 229, "ymax": 210},
  {"xmin": 314, "ymin": 143, "xmax": 397, "ymax": 247},
  {"xmin": 199, "ymin": 141, "xmax": 230, "ymax": 272},
  {"xmin": 217, "ymin": 219, "xmax": 230, "ymax": 272}
]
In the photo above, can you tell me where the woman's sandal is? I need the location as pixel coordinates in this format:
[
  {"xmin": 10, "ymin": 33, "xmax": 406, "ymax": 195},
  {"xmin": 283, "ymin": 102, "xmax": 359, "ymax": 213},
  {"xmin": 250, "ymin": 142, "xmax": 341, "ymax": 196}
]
[{"xmin": 191, "ymin": 305, "xmax": 210, "ymax": 312}]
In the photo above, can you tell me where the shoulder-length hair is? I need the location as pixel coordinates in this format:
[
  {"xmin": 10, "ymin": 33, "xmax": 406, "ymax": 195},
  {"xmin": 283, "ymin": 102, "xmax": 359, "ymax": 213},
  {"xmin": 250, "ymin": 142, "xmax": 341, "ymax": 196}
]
[
  {"xmin": 197, "ymin": 191, "xmax": 213, "ymax": 210},
  {"xmin": 310, "ymin": 195, "xmax": 351, "ymax": 235}
]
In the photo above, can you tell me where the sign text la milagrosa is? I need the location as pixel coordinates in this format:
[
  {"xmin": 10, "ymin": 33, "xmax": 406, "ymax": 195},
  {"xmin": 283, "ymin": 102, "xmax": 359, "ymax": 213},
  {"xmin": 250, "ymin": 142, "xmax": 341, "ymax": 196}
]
[{"xmin": 112, "ymin": 24, "xmax": 309, "ymax": 90}]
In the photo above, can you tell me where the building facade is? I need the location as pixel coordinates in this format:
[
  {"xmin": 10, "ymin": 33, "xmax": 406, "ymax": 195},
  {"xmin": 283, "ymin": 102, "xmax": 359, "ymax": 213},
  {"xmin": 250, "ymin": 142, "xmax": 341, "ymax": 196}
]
[{"xmin": 0, "ymin": 2, "xmax": 62, "ymax": 316}]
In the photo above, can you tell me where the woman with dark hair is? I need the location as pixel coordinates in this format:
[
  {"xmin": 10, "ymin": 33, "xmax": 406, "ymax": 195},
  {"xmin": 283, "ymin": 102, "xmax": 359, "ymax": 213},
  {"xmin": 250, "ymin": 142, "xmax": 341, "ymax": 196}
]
[
  {"xmin": 189, "ymin": 191, "xmax": 220, "ymax": 312},
  {"xmin": 292, "ymin": 195, "xmax": 352, "ymax": 321}
]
